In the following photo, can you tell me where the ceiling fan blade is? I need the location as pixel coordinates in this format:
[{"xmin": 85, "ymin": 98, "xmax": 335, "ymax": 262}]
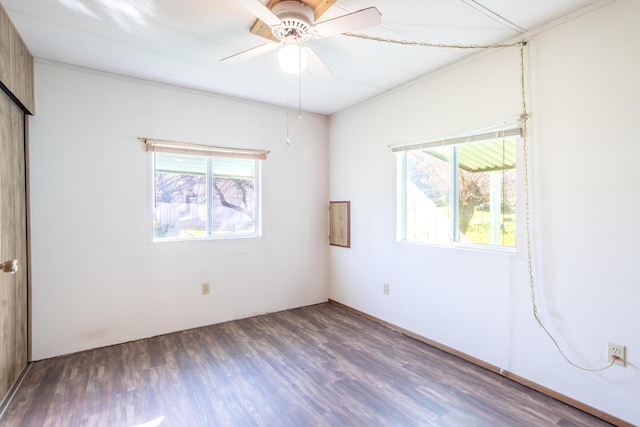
[
  {"xmin": 313, "ymin": 7, "xmax": 382, "ymax": 38},
  {"xmin": 305, "ymin": 48, "xmax": 333, "ymax": 79},
  {"xmin": 221, "ymin": 42, "xmax": 280, "ymax": 64},
  {"xmin": 234, "ymin": 0, "xmax": 281, "ymax": 26}
]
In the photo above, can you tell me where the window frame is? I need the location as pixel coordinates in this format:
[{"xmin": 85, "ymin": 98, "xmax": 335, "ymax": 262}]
[
  {"xmin": 395, "ymin": 124, "xmax": 520, "ymax": 252},
  {"xmin": 145, "ymin": 139, "xmax": 266, "ymax": 242}
]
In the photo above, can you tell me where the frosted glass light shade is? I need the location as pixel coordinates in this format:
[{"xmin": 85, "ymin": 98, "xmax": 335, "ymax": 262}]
[{"xmin": 278, "ymin": 44, "xmax": 308, "ymax": 74}]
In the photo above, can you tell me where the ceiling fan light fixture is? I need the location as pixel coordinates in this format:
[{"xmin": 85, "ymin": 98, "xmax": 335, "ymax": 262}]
[{"xmin": 278, "ymin": 42, "xmax": 308, "ymax": 74}]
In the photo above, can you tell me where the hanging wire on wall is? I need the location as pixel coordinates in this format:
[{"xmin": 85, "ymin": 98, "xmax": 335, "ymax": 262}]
[
  {"xmin": 516, "ymin": 43, "xmax": 615, "ymax": 372},
  {"xmin": 344, "ymin": 33, "xmax": 617, "ymax": 372},
  {"xmin": 298, "ymin": 43, "xmax": 303, "ymax": 121}
]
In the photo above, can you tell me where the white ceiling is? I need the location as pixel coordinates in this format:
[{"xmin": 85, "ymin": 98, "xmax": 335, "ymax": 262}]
[{"xmin": 3, "ymin": 0, "xmax": 603, "ymax": 115}]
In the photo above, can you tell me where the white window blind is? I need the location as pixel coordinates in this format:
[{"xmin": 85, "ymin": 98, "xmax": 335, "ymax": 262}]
[
  {"xmin": 390, "ymin": 127, "xmax": 522, "ymax": 153},
  {"xmin": 143, "ymin": 138, "xmax": 269, "ymax": 160}
]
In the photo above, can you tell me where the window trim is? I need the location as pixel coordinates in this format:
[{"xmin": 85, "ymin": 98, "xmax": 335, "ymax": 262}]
[
  {"xmin": 395, "ymin": 122, "xmax": 521, "ymax": 251},
  {"xmin": 147, "ymin": 139, "xmax": 264, "ymax": 242}
]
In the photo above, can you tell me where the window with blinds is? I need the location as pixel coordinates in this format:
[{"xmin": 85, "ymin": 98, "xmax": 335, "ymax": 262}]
[
  {"xmin": 395, "ymin": 124, "xmax": 520, "ymax": 249},
  {"xmin": 146, "ymin": 139, "xmax": 266, "ymax": 241}
]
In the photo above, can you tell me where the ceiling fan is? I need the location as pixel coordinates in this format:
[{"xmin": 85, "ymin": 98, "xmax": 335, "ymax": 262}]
[{"xmin": 222, "ymin": 0, "xmax": 382, "ymax": 76}]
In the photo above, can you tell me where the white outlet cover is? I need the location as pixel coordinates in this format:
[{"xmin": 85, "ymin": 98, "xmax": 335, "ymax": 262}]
[{"xmin": 608, "ymin": 342, "xmax": 626, "ymax": 366}]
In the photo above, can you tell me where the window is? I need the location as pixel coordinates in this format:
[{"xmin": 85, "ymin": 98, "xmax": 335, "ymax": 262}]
[
  {"xmin": 396, "ymin": 127, "xmax": 519, "ymax": 248},
  {"xmin": 146, "ymin": 139, "xmax": 266, "ymax": 241}
]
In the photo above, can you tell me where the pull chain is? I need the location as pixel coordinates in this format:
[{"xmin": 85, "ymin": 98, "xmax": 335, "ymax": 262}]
[
  {"xmin": 285, "ymin": 70, "xmax": 291, "ymax": 145},
  {"xmin": 298, "ymin": 43, "xmax": 303, "ymax": 121},
  {"xmin": 285, "ymin": 42, "xmax": 304, "ymax": 145}
]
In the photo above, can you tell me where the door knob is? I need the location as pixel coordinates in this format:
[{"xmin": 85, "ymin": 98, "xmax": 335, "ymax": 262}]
[{"xmin": 1, "ymin": 259, "xmax": 18, "ymax": 274}]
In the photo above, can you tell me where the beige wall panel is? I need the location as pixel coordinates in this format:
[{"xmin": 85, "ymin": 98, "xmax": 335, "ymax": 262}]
[
  {"xmin": 11, "ymin": 90, "xmax": 28, "ymax": 377},
  {"xmin": 0, "ymin": 7, "xmax": 11, "ymax": 86},
  {"xmin": 0, "ymin": 2, "xmax": 35, "ymax": 114},
  {"xmin": 0, "ymin": 89, "xmax": 28, "ymax": 402},
  {"xmin": 10, "ymin": 30, "xmax": 34, "ymax": 114}
]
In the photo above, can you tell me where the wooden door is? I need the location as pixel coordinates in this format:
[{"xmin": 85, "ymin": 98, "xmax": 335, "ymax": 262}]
[{"xmin": 0, "ymin": 88, "xmax": 28, "ymax": 403}]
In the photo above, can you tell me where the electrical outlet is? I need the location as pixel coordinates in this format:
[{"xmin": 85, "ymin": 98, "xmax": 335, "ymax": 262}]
[
  {"xmin": 383, "ymin": 283, "xmax": 390, "ymax": 295},
  {"xmin": 202, "ymin": 282, "xmax": 210, "ymax": 295},
  {"xmin": 608, "ymin": 342, "xmax": 626, "ymax": 366}
]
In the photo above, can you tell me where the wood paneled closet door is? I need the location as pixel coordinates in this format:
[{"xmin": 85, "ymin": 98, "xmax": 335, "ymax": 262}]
[{"xmin": 0, "ymin": 88, "xmax": 28, "ymax": 403}]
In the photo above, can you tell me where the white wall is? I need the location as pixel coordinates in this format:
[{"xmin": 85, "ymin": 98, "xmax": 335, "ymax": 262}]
[
  {"xmin": 328, "ymin": 0, "xmax": 640, "ymax": 424},
  {"xmin": 29, "ymin": 63, "xmax": 329, "ymax": 360}
]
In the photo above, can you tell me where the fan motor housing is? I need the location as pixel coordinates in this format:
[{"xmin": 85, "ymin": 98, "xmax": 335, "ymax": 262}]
[{"xmin": 271, "ymin": 1, "xmax": 314, "ymax": 41}]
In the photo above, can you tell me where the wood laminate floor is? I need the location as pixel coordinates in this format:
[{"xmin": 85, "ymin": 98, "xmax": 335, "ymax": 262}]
[{"xmin": 1, "ymin": 303, "xmax": 613, "ymax": 426}]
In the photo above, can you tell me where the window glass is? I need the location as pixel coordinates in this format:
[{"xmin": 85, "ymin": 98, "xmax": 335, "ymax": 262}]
[
  {"xmin": 153, "ymin": 153, "xmax": 259, "ymax": 240},
  {"xmin": 211, "ymin": 158, "xmax": 256, "ymax": 235},
  {"xmin": 457, "ymin": 139, "xmax": 516, "ymax": 246},
  {"xmin": 400, "ymin": 136, "xmax": 517, "ymax": 249},
  {"xmin": 405, "ymin": 147, "xmax": 451, "ymax": 244},
  {"xmin": 154, "ymin": 153, "xmax": 206, "ymax": 239}
]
